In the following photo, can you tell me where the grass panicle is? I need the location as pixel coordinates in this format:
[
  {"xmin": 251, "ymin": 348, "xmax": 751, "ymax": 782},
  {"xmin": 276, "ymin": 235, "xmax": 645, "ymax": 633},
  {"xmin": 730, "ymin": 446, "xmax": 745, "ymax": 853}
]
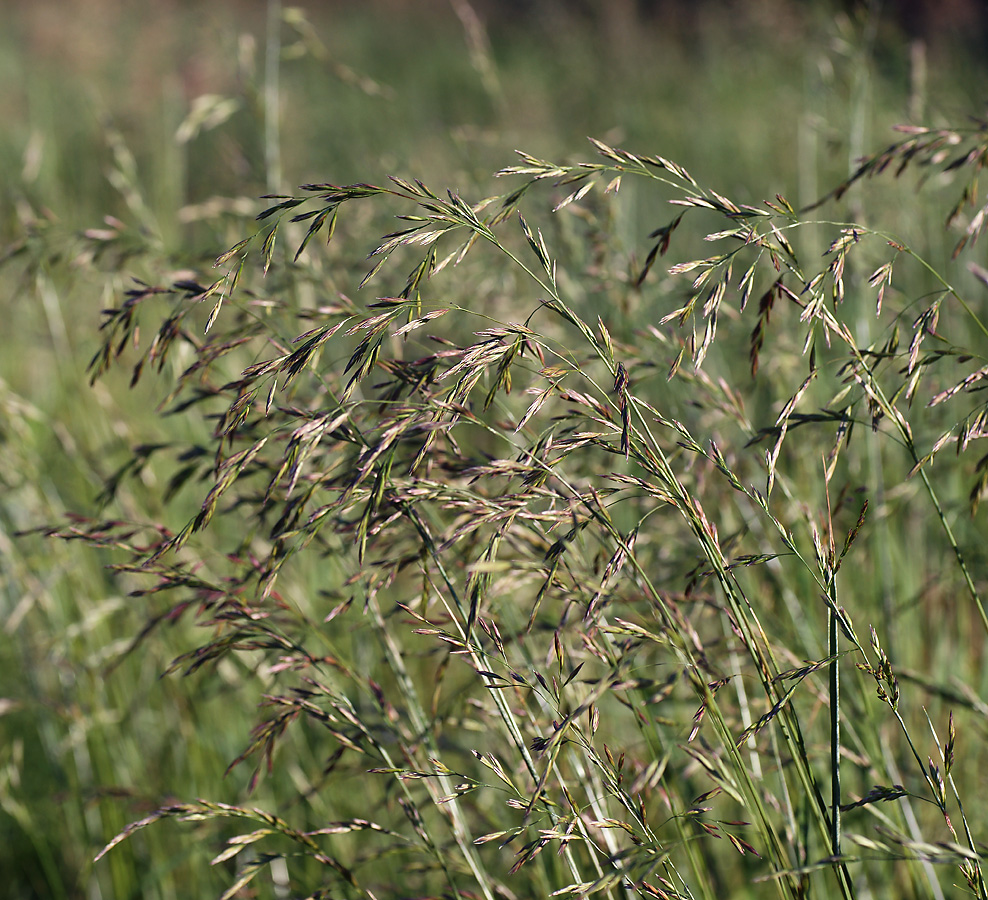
[
  {"xmin": 33, "ymin": 116, "xmax": 987, "ymax": 899},
  {"xmin": 4, "ymin": 4, "xmax": 988, "ymax": 899}
]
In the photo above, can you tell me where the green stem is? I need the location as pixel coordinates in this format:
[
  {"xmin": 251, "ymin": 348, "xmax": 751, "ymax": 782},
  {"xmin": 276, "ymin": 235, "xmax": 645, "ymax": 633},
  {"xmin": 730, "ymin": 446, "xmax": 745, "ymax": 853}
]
[
  {"xmin": 917, "ymin": 466, "xmax": 988, "ymax": 636},
  {"xmin": 829, "ymin": 578, "xmax": 841, "ymax": 859},
  {"xmin": 265, "ymin": 0, "xmax": 283, "ymax": 194}
]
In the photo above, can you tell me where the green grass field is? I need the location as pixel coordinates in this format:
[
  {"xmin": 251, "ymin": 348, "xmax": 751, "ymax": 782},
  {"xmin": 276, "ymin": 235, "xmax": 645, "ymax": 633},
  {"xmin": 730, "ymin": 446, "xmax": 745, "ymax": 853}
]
[{"xmin": 3, "ymin": 2, "xmax": 988, "ymax": 898}]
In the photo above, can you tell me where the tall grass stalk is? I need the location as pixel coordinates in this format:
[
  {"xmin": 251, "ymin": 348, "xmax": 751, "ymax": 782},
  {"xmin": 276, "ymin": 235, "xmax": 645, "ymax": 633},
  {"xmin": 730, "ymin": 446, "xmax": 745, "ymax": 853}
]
[{"xmin": 265, "ymin": 0, "xmax": 283, "ymax": 195}]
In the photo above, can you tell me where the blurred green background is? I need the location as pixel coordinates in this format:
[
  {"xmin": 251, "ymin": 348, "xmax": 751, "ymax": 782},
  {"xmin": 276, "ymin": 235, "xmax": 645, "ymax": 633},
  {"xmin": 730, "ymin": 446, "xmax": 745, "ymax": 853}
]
[{"xmin": 1, "ymin": 1, "xmax": 986, "ymax": 897}]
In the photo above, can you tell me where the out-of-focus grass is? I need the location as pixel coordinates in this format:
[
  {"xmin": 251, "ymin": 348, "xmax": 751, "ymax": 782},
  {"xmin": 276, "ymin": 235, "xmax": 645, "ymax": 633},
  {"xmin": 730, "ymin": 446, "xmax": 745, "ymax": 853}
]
[{"xmin": 1, "ymin": 1, "xmax": 986, "ymax": 897}]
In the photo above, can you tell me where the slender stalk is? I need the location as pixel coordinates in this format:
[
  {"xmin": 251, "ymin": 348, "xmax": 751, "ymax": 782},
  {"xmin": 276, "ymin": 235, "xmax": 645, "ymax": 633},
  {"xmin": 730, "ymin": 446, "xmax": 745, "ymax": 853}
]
[
  {"xmin": 265, "ymin": 0, "xmax": 283, "ymax": 194},
  {"xmin": 828, "ymin": 579, "xmax": 841, "ymax": 859}
]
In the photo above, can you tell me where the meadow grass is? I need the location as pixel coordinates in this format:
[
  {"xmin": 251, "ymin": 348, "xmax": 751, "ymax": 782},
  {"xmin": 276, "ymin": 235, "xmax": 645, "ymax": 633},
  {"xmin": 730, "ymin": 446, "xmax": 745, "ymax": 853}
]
[{"xmin": 2, "ymin": 2, "xmax": 988, "ymax": 898}]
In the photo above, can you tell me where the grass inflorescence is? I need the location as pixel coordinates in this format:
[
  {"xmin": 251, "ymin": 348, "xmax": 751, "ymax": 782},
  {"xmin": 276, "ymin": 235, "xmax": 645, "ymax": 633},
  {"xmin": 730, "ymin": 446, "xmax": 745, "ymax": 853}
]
[
  {"xmin": 3, "ymin": 3, "xmax": 988, "ymax": 899},
  {"xmin": 42, "ymin": 115, "xmax": 988, "ymax": 899}
]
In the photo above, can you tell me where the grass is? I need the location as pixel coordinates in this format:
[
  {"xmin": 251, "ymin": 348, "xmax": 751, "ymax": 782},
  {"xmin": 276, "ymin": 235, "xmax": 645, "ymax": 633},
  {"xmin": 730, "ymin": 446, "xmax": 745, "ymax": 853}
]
[{"xmin": 2, "ymin": 1, "xmax": 988, "ymax": 898}]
